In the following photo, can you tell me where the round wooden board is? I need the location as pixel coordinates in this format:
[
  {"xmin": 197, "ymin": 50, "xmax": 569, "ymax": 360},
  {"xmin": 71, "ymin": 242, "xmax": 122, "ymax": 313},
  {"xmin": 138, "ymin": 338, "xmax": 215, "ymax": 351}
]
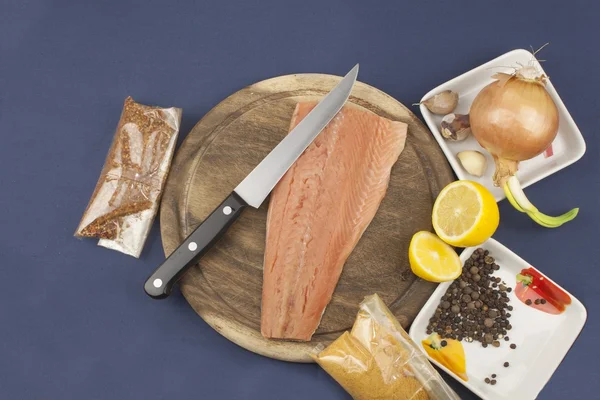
[{"xmin": 160, "ymin": 74, "xmax": 454, "ymax": 362}]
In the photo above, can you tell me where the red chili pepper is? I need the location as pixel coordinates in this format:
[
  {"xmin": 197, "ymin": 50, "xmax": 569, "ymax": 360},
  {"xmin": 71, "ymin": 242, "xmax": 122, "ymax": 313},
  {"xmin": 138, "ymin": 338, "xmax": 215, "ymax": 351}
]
[{"xmin": 514, "ymin": 267, "xmax": 571, "ymax": 314}]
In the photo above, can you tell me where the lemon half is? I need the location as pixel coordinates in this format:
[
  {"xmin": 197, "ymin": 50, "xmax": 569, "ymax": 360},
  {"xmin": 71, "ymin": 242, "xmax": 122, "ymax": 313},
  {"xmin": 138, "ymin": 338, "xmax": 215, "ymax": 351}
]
[
  {"xmin": 409, "ymin": 231, "xmax": 462, "ymax": 282},
  {"xmin": 432, "ymin": 180, "xmax": 499, "ymax": 247}
]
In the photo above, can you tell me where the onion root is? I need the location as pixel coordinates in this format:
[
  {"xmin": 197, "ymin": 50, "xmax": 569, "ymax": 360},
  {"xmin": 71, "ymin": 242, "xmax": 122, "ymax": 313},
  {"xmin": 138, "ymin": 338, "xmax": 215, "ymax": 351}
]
[
  {"xmin": 493, "ymin": 156, "xmax": 519, "ymax": 187},
  {"xmin": 503, "ymin": 176, "xmax": 578, "ymax": 228}
]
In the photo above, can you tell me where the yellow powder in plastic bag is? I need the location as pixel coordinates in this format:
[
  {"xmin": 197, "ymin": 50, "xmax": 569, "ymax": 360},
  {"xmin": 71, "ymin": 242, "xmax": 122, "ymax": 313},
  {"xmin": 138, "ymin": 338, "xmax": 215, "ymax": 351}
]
[
  {"xmin": 314, "ymin": 294, "xmax": 459, "ymax": 400},
  {"xmin": 314, "ymin": 332, "xmax": 429, "ymax": 400},
  {"xmin": 352, "ymin": 315, "xmax": 412, "ymax": 385}
]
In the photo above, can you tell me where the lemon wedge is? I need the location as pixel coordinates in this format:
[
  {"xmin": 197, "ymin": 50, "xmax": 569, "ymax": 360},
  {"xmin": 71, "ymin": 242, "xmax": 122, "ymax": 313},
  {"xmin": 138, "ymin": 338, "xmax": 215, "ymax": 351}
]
[
  {"xmin": 432, "ymin": 180, "xmax": 499, "ymax": 247},
  {"xmin": 409, "ymin": 231, "xmax": 462, "ymax": 282}
]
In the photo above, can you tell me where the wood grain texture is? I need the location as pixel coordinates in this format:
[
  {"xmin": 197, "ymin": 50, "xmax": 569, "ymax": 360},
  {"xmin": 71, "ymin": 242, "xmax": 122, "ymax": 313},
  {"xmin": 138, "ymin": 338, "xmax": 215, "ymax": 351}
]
[{"xmin": 160, "ymin": 74, "xmax": 454, "ymax": 362}]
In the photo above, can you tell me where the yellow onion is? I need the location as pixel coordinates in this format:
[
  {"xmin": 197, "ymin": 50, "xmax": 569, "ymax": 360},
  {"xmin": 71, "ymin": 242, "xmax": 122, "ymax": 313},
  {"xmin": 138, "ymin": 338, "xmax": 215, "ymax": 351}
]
[{"xmin": 469, "ymin": 67, "xmax": 578, "ymax": 227}]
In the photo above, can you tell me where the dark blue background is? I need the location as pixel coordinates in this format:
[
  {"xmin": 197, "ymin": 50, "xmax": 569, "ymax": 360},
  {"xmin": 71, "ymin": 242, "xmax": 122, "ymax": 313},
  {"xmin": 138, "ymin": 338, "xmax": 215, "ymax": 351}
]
[{"xmin": 1, "ymin": 1, "xmax": 598, "ymax": 399}]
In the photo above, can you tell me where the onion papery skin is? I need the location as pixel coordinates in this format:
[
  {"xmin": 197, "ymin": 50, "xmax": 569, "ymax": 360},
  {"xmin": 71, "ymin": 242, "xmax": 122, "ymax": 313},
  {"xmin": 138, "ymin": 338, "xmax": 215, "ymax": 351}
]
[{"xmin": 470, "ymin": 76, "xmax": 559, "ymax": 164}]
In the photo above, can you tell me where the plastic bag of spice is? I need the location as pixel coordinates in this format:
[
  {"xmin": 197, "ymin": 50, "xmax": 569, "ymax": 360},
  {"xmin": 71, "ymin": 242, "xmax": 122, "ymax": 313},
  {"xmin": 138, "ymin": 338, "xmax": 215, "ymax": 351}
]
[
  {"xmin": 75, "ymin": 97, "xmax": 182, "ymax": 257},
  {"xmin": 313, "ymin": 294, "xmax": 459, "ymax": 400}
]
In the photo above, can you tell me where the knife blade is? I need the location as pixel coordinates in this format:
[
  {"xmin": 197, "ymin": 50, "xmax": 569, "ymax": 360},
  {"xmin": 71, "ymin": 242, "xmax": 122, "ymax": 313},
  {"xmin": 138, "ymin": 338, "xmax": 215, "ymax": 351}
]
[{"xmin": 144, "ymin": 64, "xmax": 359, "ymax": 299}]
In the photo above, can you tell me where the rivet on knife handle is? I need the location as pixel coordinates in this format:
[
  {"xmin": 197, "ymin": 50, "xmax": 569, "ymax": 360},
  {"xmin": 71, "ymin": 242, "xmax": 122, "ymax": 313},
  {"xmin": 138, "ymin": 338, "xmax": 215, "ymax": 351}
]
[{"xmin": 144, "ymin": 192, "xmax": 248, "ymax": 299}]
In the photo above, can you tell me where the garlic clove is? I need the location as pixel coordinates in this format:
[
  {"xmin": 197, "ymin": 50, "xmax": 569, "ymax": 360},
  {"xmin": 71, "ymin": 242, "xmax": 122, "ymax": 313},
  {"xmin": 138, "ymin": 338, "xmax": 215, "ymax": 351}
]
[
  {"xmin": 421, "ymin": 90, "xmax": 459, "ymax": 114},
  {"xmin": 441, "ymin": 113, "xmax": 471, "ymax": 141},
  {"xmin": 457, "ymin": 150, "xmax": 487, "ymax": 177}
]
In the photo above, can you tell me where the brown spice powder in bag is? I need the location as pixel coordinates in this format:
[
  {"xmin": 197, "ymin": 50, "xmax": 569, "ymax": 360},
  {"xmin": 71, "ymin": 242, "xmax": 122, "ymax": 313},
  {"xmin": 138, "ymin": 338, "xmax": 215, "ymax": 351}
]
[{"xmin": 75, "ymin": 97, "xmax": 182, "ymax": 257}]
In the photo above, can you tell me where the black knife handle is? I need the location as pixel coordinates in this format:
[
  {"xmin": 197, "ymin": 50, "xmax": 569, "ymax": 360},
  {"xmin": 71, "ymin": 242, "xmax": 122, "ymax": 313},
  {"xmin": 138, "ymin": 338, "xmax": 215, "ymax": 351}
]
[{"xmin": 144, "ymin": 192, "xmax": 247, "ymax": 299}]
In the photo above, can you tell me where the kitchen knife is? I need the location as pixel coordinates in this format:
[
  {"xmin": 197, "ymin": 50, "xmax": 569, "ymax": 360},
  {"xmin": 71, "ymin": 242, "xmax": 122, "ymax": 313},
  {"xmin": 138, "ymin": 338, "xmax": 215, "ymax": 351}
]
[{"xmin": 144, "ymin": 64, "xmax": 359, "ymax": 299}]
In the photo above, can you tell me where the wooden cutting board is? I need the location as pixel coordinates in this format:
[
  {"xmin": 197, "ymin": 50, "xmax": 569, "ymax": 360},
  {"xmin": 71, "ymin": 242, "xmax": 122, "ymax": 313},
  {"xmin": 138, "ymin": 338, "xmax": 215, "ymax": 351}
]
[{"xmin": 160, "ymin": 74, "xmax": 454, "ymax": 362}]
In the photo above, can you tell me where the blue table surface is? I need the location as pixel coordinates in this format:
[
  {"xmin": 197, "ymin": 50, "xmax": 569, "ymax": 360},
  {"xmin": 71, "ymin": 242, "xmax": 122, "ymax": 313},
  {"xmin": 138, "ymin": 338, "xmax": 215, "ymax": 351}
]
[{"xmin": 2, "ymin": 1, "xmax": 598, "ymax": 399}]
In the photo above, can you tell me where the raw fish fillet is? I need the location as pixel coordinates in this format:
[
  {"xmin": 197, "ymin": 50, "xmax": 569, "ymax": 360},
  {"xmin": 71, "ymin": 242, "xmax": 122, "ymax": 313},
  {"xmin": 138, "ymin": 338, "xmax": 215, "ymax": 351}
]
[{"xmin": 261, "ymin": 102, "xmax": 408, "ymax": 341}]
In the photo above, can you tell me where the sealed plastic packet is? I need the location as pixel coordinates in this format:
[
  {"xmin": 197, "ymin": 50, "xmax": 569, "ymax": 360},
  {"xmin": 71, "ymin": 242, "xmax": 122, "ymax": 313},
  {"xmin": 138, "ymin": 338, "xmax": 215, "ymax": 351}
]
[
  {"xmin": 313, "ymin": 294, "xmax": 459, "ymax": 400},
  {"xmin": 75, "ymin": 97, "xmax": 182, "ymax": 257}
]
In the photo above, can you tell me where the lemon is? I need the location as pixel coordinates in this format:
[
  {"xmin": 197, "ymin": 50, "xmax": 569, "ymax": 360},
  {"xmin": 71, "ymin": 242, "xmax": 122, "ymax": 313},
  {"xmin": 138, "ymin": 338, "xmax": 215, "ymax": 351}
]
[
  {"xmin": 409, "ymin": 231, "xmax": 462, "ymax": 282},
  {"xmin": 432, "ymin": 180, "xmax": 499, "ymax": 247}
]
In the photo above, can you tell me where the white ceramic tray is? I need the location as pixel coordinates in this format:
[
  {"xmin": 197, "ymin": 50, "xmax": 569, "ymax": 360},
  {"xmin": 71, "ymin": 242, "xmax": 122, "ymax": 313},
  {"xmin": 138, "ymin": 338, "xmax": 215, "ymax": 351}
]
[
  {"xmin": 420, "ymin": 49, "xmax": 586, "ymax": 201},
  {"xmin": 409, "ymin": 239, "xmax": 586, "ymax": 400}
]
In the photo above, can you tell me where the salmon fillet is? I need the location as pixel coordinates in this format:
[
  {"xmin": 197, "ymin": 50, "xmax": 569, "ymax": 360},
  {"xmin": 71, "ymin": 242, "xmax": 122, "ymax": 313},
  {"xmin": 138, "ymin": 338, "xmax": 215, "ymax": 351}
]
[{"xmin": 261, "ymin": 102, "xmax": 408, "ymax": 341}]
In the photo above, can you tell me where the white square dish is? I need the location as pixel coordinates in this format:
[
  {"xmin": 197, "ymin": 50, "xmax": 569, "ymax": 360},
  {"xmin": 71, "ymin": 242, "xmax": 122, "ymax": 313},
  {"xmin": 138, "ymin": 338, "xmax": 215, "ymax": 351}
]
[
  {"xmin": 419, "ymin": 49, "xmax": 586, "ymax": 201},
  {"xmin": 408, "ymin": 238, "xmax": 587, "ymax": 400}
]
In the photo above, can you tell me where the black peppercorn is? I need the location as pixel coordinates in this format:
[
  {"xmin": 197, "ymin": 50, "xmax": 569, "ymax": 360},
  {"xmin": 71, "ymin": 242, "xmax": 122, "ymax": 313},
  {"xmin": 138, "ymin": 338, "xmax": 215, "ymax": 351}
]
[{"xmin": 426, "ymin": 248, "xmax": 512, "ymax": 348}]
